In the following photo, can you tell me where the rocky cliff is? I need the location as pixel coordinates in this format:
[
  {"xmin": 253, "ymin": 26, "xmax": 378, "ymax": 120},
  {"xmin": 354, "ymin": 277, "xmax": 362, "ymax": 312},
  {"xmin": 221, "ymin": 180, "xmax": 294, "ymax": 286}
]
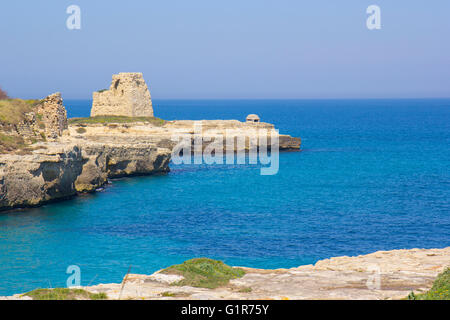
[
  {"xmin": 0, "ymin": 141, "xmax": 171, "ymax": 211},
  {"xmin": 0, "ymin": 92, "xmax": 170, "ymax": 211},
  {"xmin": 74, "ymin": 141, "xmax": 170, "ymax": 193},
  {"xmin": 88, "ymin": 247, "xmax": 450, "ymax": 300},
  {"xmin": 0, "ymin": 144, "xmax": 83, "ymax": 209},
  {"xmin": 1, "ymin": 115, "xmax": 299, "ymax": 211}
]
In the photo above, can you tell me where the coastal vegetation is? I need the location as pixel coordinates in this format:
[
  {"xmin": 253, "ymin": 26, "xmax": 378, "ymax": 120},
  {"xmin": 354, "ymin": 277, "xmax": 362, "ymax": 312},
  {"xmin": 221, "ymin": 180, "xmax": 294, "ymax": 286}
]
[
  {"xmin": 68, "ymin": 115, "xmax": 165, "ymax": 126},
  {"xmin": 0, "ymin": 98, "xmax": 44, "ymax": 153},
  {"xmin": 0, "ymin": 133, "xmax": 26, "ymax": 152},
  {"xmin": 160, "ymin": 291, "xmax": 189, "ymax": 297},
  {"xmin": 0, "ymin": 87, "xmax": 9, "ymax": 100},
  {"xmin": 0, "ymin": 98, "xmax": 41, "ymax": 125},
  {"xmin": 407, "ymin": 268, "xmax": 450, "ymax": 300},
  {"xmin": 161, "ymin": 258, "xmax": 245, "ymax": 289},
  {"xmin": 23, "ymin": 288, "xmax": 107, "ymax": 300}
]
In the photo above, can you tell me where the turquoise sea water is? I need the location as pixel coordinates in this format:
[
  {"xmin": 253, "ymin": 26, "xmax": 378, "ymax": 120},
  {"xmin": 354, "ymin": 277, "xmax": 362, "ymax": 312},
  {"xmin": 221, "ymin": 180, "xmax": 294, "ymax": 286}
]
[{"xmin": 0, "ymin": 99, "xmax": 449, "ymax": 295}]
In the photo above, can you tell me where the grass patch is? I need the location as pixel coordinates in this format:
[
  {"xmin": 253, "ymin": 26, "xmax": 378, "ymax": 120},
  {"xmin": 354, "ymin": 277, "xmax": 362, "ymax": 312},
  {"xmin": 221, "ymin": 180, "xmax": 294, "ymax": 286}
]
[
  {"xmin": 160, "ymin": 291, "xmax": 189, "ymax": 298},
  {"xmin": 0, "ymin": 98, "xmax": 46, "ymax": 153},
  {"xmin": 0, "ymin": 99, "xmax": 35, "ymax": 125},
  {"xmin": 69, "ymin": 116, "xmax": 165, "ymax": 126},
  {"xmin": 238, "ymin": 286, "xmax": 252, "ymax": 293},
  {"xmin": 0, "ymin": 99, "xmax": 45, "ymax": 153},
  {"xmin": 0, "ymin": 99, "xmax": 42, "ymax": 124},
  {"xmin": 161, "ymin": 258, "xmax": 245, "ymax": 289},
  {"xmin": 161, "ymin": 291, "xmax": 177, "ymax": 297},
  {"xmin": 0, "ymin": 133, "xmax": 26, "ymax": 153},
  {"xmin": 407, "ymin": 267, "xmax": 450, "ymax": 300},
  {"xmin": 24, "ymin": 288, "xmax": 107, "ymax": 300}
]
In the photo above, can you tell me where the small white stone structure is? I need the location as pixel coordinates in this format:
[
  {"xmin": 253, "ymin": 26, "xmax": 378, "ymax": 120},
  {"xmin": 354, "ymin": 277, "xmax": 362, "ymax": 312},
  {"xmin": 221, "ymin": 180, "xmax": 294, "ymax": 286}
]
[
  {"xmin": 91, "ymin": 73, "xmax": 154, "ymax": 117},
  {"xmin": 246, "ymin": 114, "xmax": 260, "ymax": 123}
]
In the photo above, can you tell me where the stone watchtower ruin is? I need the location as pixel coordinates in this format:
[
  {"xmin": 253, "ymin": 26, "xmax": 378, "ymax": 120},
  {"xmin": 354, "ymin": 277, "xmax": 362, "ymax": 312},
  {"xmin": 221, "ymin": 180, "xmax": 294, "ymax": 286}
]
[{"xmin": 91, "ymin": 73, "xmax": 154, "ymax": 117}]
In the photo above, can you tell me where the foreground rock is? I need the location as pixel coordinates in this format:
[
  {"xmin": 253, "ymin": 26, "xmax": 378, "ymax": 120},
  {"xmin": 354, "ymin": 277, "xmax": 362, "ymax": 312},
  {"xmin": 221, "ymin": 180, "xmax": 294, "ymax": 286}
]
[
  {"xmin": 1, "ymin": 116, "xmax": 298, "ymax": 211},
  {"xmin": 79, "ymin": 247, "xmax": 450, "ymax": 300},
  {"xmin": 4, "ymin": 247, "xmax": 447, "ymax": 300}
]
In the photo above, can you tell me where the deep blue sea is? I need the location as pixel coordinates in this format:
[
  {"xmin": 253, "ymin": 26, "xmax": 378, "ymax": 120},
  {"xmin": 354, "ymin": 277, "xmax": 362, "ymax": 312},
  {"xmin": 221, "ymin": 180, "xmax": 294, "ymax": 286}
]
[{"xmin": 0, "ymin": 99, "xmax": 449, "ymax": 295}]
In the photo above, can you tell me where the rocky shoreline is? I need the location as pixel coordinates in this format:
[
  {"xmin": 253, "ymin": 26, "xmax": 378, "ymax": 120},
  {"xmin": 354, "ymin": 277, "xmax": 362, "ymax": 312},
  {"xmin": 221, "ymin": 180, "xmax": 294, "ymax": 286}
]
[{"xmin": 2, "ymin": 247, "xmax": 449, "ymax": 300}]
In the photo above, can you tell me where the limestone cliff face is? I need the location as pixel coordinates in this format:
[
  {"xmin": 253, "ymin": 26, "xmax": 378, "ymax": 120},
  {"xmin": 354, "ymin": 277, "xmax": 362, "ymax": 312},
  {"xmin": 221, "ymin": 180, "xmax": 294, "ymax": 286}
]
[
  {"xmin": 68, "ymin": 120, "xmax": 301, "ymax": 152},
  {"xmin": 91, "ymin": 73, "xmax": 154, "ymax": 117},
  {"xmin": 0, "ymin": 144, "xmax": 84, "ymax": 210},
  {"xmin": 0, "ymin": 142, "xmax": 171, "ymax": 210},
  {"xmin": 74, "ymin": 142, "xmax": 170, "ymax": 192}
]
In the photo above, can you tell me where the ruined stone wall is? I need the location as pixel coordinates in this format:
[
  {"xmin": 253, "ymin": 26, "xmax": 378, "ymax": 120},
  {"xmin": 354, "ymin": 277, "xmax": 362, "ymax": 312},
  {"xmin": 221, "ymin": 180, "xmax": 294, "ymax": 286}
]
[
  {"xmin": 0, "ymin": 93, "xmax": 67, "ymax": 149},
  {"xmin": 36, "ymin": 92, "xmax": 68, "ymax": 140},
  {"xmin": 91, "ymin": 73, "xmax": 154, "ymax": 117}
]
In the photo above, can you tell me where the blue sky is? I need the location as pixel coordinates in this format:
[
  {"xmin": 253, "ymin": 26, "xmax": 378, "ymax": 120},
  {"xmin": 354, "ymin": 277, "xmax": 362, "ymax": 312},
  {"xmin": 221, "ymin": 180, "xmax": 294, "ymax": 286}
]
[{"xmin": 1, "ymin": 0, "xmax": 449, "ymax": 99}]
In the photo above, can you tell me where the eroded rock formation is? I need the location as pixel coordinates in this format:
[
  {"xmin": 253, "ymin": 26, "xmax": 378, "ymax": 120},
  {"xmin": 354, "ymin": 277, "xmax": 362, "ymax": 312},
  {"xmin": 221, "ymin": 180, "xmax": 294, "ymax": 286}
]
[
  {"xmin": 91, "ymin": 73, "xmax": 154, "ymax": 117},
  {"xmin": 0, "ymin": 142, "xmax": 171, "ymax": 210},
  {"xmin": 74, "ymin": 142, "xmax": 170, "ymax": 193},
  {"xmin": 0, "ymin": 144, "xmax": 84, "ymax": 209}
]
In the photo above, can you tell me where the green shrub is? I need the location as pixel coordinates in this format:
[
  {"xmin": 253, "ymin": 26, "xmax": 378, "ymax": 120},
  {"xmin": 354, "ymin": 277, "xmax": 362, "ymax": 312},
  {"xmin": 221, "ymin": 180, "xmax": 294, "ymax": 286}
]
[
  {"xmin": 24, "ymin": 288, "xmax": 107, "ymax": 300},
  {"xmin": 407, "ymin": 268, "xmax": 450, "ymax": 300},
  {"xmin": 69, "ymin": 116, "xmax": 165, "ymax": 126},
  {"xmin": 0, "ymin": 99, "xmax": 42, "ymax": 125},
  {"xmin": 161, "ymin": 258, "xmax": 245, "ymax": 289}
]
